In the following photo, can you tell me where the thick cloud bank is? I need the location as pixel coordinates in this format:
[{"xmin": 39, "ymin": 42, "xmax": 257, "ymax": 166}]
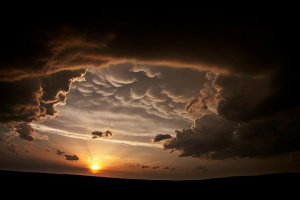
[
  {"xmin": 1, "ymin": 12, "xmax": 299, "ymax": 160},
  {"xmin": 158, "ymin": 71, "xmax": 300, "ymax": 159}
]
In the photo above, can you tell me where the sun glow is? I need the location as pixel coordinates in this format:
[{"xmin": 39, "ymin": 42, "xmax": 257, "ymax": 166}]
[
  {"xmin": 91, "ymin": 164, "xmax": 100, "ymax": 170},
  {"xmin": 90, "ymin": 164, "xmax": 101, "ymax": 172}
]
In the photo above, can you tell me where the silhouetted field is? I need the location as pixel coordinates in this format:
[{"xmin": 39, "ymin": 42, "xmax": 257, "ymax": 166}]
[{"xmin": 1, "ymin": 170, "xmax": 298, "ymax": 197}]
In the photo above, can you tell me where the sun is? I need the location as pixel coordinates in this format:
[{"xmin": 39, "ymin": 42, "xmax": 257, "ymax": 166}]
[
  {"xmin": 91, "ymin": 164, "xmax": 100, "ymax": 170},
  {"xmin": 90, "ymin": 164, "xmax": 101, "ymax": 173}
]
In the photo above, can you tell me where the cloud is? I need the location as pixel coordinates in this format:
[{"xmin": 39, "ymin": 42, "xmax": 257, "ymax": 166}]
[
  {"xmin": 68, "ymin": 64, "xmax": 209, "ymax": 124},
  {"xmin": 211, "ymin": 73, "xmax": 276, "ymax": 122},
  {"xmin": 0, "ymin": 69, "xmax": 86, "ymax": 124},
  {"xmin": 0, "ymin": 126, "xmax": 17, "ymax": 154},
  {"xmin": 2, "ymin": 13, "xmax": 293, "ymax": 125},
  {"xmin": 1, "ymin": 13, "xmax": 299, "ymax": 166},
  {"xmin": 0, "ymin": 68, "xmax": 86, "ymax": 153},
  {"xmin": 152, "ymin": 63, "xmax": 300, "ymax": 160},
  {"xmin": 185, "ymin": 88, "xmax": 215, "ymax": 115},
  {"xmin": 1, "ymin": 12, "xmax": 296, "ymax": 82},
  {"xmin": 163, "ymin": 166, "xmax": 176, "ymax": 170},
  {"xmin": 162, "ymin": 114, "xmax": 236, "ymax": 158},
  {"xmin": 160, "ymin": 106, "xmax": 300, "ymax": 159},
  {"xmin": 153, "ymin": 134, "xmax": 172, "ymax": 142},
  {"xmin": 91, "ymin": 130, "xmax": 112, "ymax": 139},
  {"xmin": 124, "ymin": 163, "xmax": 177, "ymax": 171},
  {"xmin": 65, "ymin": 154, "xmax": 79, "ymax": 161},
  {"xmin": 54, "ymin": 149, "xmax": 65, "ymax": 155},
  {"xmin": 51, "ymin": 147, "xmax": 79, "ymax": 161},
  {"xmin": 14, "ymin": 123, "xmax": 35, "ymax": 141},
  {"xmin": 5, "ymin": 138, "xmax": 19, "ymax": 154}
]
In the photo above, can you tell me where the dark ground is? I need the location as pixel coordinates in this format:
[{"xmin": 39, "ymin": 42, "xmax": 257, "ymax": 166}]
[{"xmin": 0, "ymin": 170, "xmax": 298, "ymax": 198}]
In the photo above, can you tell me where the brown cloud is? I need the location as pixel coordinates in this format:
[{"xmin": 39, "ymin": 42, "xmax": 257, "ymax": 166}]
[
  {"xmin": 91, "ymin": 130, "xmax": 112, "ymax": 139},
  {"xmin": 1, "ymin": 13, "xmax": 297, "ymax": 124},
  {"xmin": 1, "ymin": 12, "xmax": 299, "ymax": 163},
  {"xmin": 160, "ymin": 106, "xmax": 300, "ymax": 159},
  {"xmin": 1, "ymin": 12, "xmax": 296, "ymax": 81},
  {"xmin": 153, "ymin": 134, "xmax": 172, "ymax": 142},
  {"xmin": 0, "ymin": 69, "xmax": 86, "ymax": 124},
  {"xmin": 65, "ymin": 154, "xmax": 79, "ymax": 161},
  {"xmin": 5, "ymin": 138, "xmax": 19, "ymax": 154},
  {"xmin": 54, "ymin": 149, "xmax": 65, "ymax": 155},
  {"xmin": 14, "ymin": 122, "xmax": 35, "ymax": 141}
]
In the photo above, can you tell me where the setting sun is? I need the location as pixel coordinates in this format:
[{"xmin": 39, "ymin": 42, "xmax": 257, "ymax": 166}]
[{"xmin": 90, "ymin": 164, "xmax": 101, "ymax": 172}]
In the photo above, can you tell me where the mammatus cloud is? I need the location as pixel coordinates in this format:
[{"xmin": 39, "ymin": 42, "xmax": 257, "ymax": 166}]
[
  {"xmin": 1, "ymin": 13, "xmax": 294, "ymax": 124},
  {"xmin": 1, "ymin": 13, "xmax": 299, "ymax": 165},
  {"xmin": 153, "ymin": 134, "xmax": 172, "ymax": 142},
  {"xmin": 68, "ymin": 64, "xmax": 208, "ymax": 127}
]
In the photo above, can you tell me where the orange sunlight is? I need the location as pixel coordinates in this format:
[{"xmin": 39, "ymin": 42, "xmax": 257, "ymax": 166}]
[
  {"xmin": 90, "ymin": 164, "xmax": 101, "ymax": 173},
  {"xmin": 87, "ymin": 156, "xmax": 102, "ymax": 173}
]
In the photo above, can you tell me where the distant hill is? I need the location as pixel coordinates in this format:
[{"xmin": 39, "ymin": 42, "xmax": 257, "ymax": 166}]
[{"xmin": 0, "ymin": 170, "xmax": 298, "ymax": 197}]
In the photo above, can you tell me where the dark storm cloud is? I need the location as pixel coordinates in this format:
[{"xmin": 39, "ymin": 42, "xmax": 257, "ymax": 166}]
[
  {"xmin": 14, "ymin": 122, "xmax": 35, "ymax": 141},
  {"xmin": 163, "ymin": 114, "xmax": 236, "ymax": 158},
  {"xmin": 1, "ymin": 12, "xmax": 299, "ymax": 163},
  {"xmin": 1, "ymin": 13, "xmax": 297, "ymax": 123},
  {"xmin": 0, "ymin": 19, "xmax": 111, "ymax": 81},
  {"xmin": 160, "ymin": 107, "xmax": 300, "ymax": 159},
  {"xmin": 0, "ymin": 127, "xmax": 19, "ymax": 154},
  {"xmin": 212, "ymin": 73, "xmax": 278, "ymax": 122},
  {"xmin": 153, "ymin": 134, "xmax": 172, "ymax": 142},
  {"xmin": 0, "ymin": 69, "xmax": 86, "ymax": 124},
  {"xmin": 153, "ymin": 59, "xmax": 300, "ymax": 160},
  {"xmin": 185, "ymin": 88, "xmax": 215, "ymax": 115},
  {"xmin": 2, "ymin": 12, "xmax": 296, "ymax": 80},
  {"xmin": 5, "ymin": 138, "xmax": 19, "ymax": 154},
  {"xmin": 65, "ymin": 154, "xmax": 79, "ymax": 161}
]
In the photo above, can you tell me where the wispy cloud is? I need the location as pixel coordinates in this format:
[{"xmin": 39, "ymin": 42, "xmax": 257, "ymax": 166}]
[{"xmin": 32, "ymin": 124, "xmax": 161, "ymax": 148}]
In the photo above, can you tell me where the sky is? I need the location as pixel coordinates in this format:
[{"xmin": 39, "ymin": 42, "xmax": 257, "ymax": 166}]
[{"xmin": 0, "ymin": 11, "xmax": 300, "ymax": 180}]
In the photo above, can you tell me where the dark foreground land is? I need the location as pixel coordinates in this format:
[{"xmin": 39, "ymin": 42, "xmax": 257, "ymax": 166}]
[{"xmin": 0, "ymin": 170, "xmax": 299, "ymax": 197}]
